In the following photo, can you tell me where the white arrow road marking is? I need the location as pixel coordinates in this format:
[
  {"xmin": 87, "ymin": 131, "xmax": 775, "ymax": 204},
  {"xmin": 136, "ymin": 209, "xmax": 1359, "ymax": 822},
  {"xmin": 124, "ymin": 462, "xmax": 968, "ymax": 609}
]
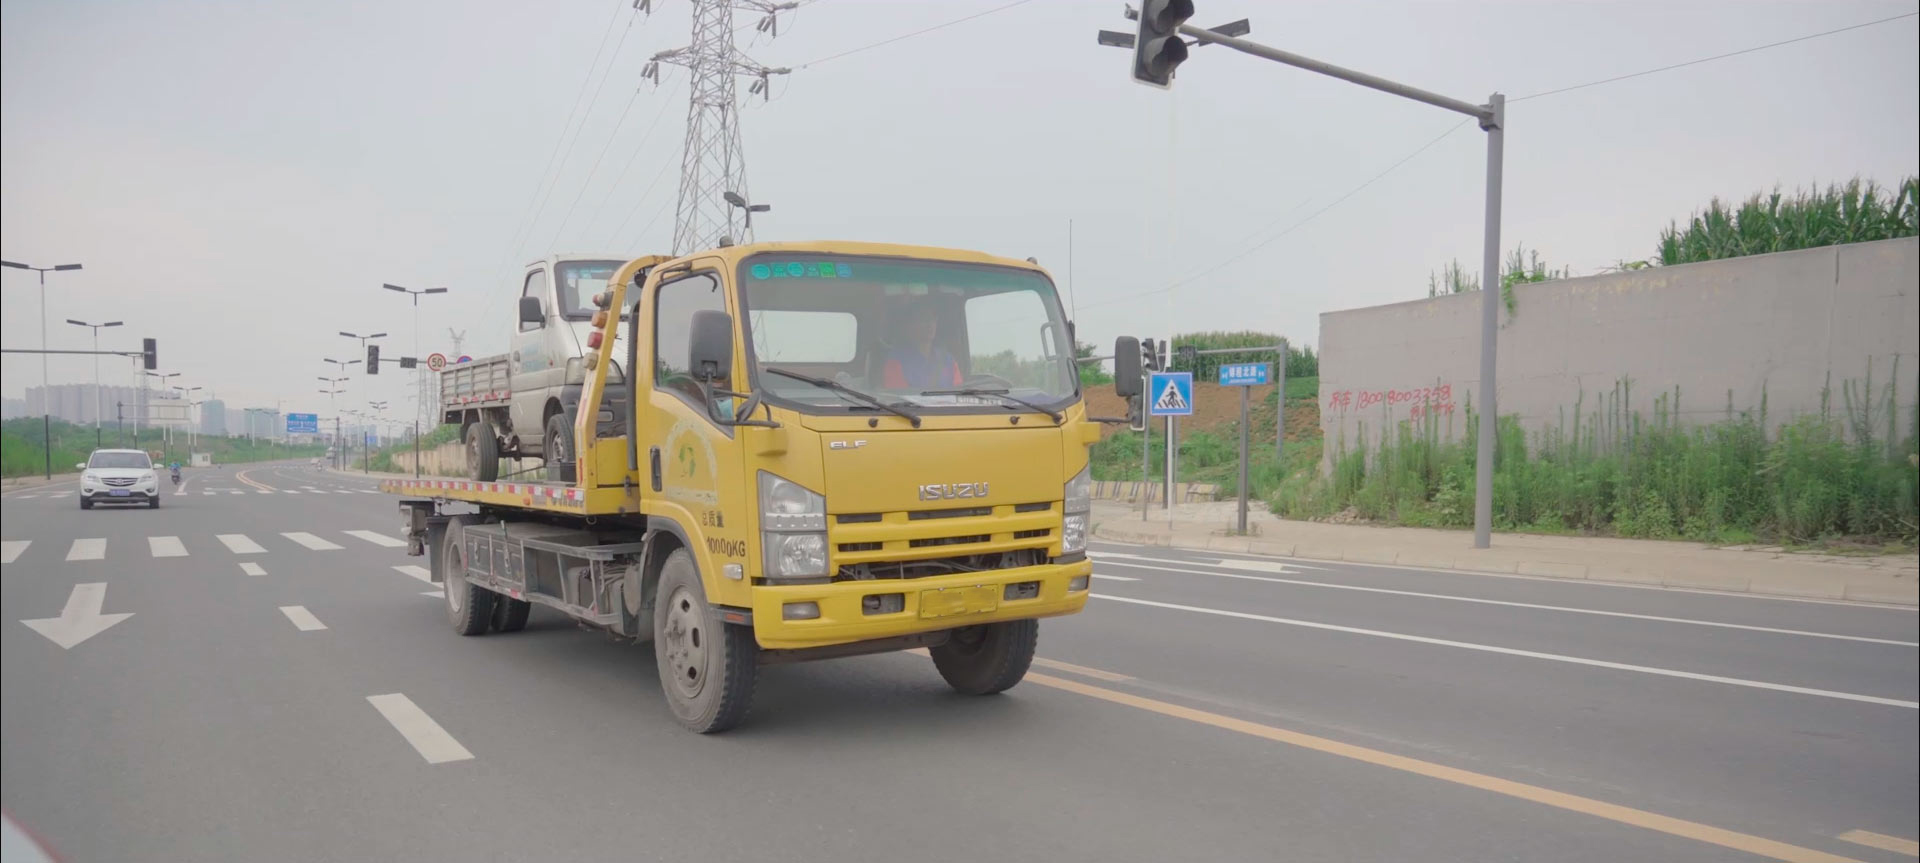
[
  {"xmin": 22, "ymin": 583, "xmax": 133, "ymax": 649},
  {"xmin": 345, "ymin": 530, "xmax": 405, "ymax": 548},
  {"xmin": 281, "ymin": 532, "xmax": 342, "ymax": 551},
  {"xmin": 279, "ymin": 606, "xmax": 327, "ymax": 631},
  {"xmin": 217, "ymin": 534, "xmax": 267, "ymax": 554},
  {"xmin": 66, "ymin": 538, "xmax": 105, "ymax": 561},
  {"xmin": 366, "ymin": 694, "xmax": 473, "ymax": 764},
  {"xmin": 394, "ymin": 565, "xmax": 433, "ymax": 584},
  {"xmin": 1, "ymin": 541, "xmax": 28, "ymax": 564},
  {"xmin": 239, "ymin": 562, "xmax": 267, "ymax": 576},
  {"xmin": 148, "ymin": 536, "xmax": 188, "ymax": 558}
]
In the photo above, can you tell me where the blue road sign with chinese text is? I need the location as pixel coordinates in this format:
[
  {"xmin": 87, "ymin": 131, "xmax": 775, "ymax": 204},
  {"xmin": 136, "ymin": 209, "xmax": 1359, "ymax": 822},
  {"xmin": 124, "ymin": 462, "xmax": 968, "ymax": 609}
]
[
  {"xmin": 286, "ymin": 413, "xmax": 319, "ymax": 434},
  {"xmin": 1217, "ymin": 362, "xmax": 1271, "ymax": 386}
]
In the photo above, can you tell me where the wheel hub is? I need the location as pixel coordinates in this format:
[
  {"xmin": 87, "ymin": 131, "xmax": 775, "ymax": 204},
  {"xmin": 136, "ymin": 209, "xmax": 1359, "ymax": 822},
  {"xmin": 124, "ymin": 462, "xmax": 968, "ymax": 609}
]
[{"xmin": 662, "ymin": 586, "xmax": 707, "ymax": 700}]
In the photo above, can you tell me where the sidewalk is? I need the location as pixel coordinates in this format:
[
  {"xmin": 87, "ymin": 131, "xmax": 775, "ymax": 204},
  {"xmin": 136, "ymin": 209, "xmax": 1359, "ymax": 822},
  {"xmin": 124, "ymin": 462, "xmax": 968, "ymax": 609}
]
[{"xmin": 1092, "ymin": 501, "xmax": 1919, "ymax": 606}]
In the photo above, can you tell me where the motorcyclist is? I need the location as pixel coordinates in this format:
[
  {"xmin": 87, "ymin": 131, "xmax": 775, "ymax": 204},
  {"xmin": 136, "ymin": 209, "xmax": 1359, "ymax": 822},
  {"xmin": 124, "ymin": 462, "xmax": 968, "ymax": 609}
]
[{"xmin": 169, "ymin": 461, "xmax": 182, "ymax": 483}]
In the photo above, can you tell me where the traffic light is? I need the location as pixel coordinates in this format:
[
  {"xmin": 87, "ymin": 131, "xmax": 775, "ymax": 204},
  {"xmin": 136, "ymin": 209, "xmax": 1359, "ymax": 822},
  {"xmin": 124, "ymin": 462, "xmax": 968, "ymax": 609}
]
[
  {"xmin": 367, "ymin": 344, "xmax": 380, "ymax": 374},
  {"xmin": 142, "ymin": 338, "xmax": 157, "ymax": 370},
  {"xmin": 1132, "ymin": 0, "xmax": 1194, "ymax": 88},
  {"xmin": 1140, "ymin": 338, "xmax": 1160, "ymax": 372}
]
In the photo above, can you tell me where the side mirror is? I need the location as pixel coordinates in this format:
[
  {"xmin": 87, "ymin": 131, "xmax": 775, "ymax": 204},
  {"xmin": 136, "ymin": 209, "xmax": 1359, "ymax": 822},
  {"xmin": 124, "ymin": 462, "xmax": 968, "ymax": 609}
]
[
  {"xmin": 688, "ymin": 309, "xmax": 733, "ymax": 382},
  {"xmin": 75, "ymin": 463, "xmax": 88, "ymax": 470},
  {"xmin": 1113, "ymin": 336, "xmax": 1142, "ymax": 398},
  {"xmin": 518, "ymin": 296, "xmax": 545, "ymax": 325}
]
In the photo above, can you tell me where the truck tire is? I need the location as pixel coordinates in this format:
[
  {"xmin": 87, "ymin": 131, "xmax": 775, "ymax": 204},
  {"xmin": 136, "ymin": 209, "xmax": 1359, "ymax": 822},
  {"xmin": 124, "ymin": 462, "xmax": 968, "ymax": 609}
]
[
  {"xmin": 653, "ymin": 550, "xmax": 756, "ymax": 733},
  {"xmin": 543, "ymin": 412, "xmax": 576, "ymax": 483},
  {"xmin": 491, "ymin": 595, "xmax": 531, "ymax": 633},
  {"xmin": 443, "ymin": 520, "xmax": 495, "ymax": 636},
  {"xmin": 930, "ymin": 620, "xmax": 1039, "ymax": 696},
  {"xmin": 465, "ymin": 421, "xmax": 500, "ymax": 482}
]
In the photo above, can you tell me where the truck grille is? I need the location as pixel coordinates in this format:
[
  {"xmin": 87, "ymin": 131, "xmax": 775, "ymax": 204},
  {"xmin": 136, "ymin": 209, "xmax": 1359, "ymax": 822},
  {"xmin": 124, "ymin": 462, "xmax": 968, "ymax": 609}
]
[{"xmin": 830, "ymin": 501, "xmax": 1058, "ymax": 581}]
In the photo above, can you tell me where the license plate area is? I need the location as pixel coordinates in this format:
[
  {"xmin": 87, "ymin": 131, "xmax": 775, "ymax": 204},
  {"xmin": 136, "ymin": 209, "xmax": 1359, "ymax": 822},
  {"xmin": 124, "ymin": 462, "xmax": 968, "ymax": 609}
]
[
  {"xmin": 918, "ymin": 585, "xmax": 999, "ymax": 620},
  {"xmin": 109, "ymin": 490, "xmax": 131, "ymax": 497}
]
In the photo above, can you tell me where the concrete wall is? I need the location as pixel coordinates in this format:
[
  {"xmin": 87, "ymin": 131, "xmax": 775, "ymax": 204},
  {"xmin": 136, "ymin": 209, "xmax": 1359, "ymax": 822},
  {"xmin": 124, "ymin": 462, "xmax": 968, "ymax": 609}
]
[
  {"xmin": 389, "ymin": 440, "xmax": 535, "ymax": 479},
  {"xmin": 1318, "ymin": 237, "xmax": 1920, "ymax": 464}
]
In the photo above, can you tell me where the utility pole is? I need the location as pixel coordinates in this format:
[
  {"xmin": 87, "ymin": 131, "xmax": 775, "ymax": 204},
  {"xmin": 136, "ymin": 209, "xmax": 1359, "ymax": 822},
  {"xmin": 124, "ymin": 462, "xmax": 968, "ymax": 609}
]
[
  {"xmin": 381, "ymin": 284, "xmax": 446, "ymax": 451},
  {"xmin": 64, "ymin": 318, "xmax": 123, "ymax": 448},
  {"xmin": 1, "ymin": 260, "xmax": 84, "ymax": 477},
  {"xmin": 642, "ymin": 0, "xmax": 795, "ymax": 253},
  {"xmin": 1101, "ymin": 5, "xmax": 1507, "ymax": 548}
]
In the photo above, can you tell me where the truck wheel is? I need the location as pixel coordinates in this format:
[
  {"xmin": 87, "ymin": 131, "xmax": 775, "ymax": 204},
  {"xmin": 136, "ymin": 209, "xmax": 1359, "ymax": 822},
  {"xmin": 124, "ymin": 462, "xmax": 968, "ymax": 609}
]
[
  {"xmin": 465, "ymin": 422, "xmax": 500, "ymax": 482},
  {"xmin": 653, "ymin": 550, "xmax": 756, "ymax": 733},
  {"xmin": 443, "ymin": 520, "xmax": 495, "ymax": 636},
  {"xmin": 930, "ymin": 620, "xmax": 1039, "ymax": 695},
  {"xmin": 543, "ymin": 412, "xmax": 576, "ymax": 483},
  {"xmin": 491, "ymin": 595, "xmax": 531, "ymax": 632}
]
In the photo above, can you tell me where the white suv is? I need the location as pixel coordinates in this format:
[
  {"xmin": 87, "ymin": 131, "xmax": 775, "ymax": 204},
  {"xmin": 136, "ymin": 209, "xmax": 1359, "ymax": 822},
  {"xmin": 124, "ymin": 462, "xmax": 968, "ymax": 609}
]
[{"xmin": 79, "ymin": 449, "xmax": 161, "ymax": 509}]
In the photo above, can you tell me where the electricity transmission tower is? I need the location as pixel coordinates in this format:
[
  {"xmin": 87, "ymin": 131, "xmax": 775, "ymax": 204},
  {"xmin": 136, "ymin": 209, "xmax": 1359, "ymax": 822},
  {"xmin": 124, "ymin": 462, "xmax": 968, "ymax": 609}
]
[
  {"xmin": 446, "ymin": 328, "xmax": 466, "ymax": 360},
  {"xmin": 641, "ymin": 0, "xmax": 794, "ymax": 254}
]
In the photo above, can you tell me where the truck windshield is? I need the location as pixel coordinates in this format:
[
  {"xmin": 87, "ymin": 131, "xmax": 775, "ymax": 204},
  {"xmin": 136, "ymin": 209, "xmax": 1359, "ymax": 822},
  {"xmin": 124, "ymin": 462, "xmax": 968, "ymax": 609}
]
[
  {"xmin": 739, "ymin": 254, "xmax": 1077, "ymax": 413},
  {"xmin": 556, "ymin": 260, "xmax": 634, "ymax": 320}
]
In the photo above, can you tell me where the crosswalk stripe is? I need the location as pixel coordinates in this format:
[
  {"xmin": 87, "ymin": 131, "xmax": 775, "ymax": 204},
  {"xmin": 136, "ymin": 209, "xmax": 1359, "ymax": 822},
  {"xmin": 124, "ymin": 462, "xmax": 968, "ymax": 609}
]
[
  {"xmin": 202, "ymin": 491, "xmax": 214, "ymax": 496},
  {"xmin": 358, "ymin": 489, "xmax": 381, "ymax": 494},
  {"xmin": 255, "ymin": 490, "xmax": 274, "ymax": 494},
  {"xmin": 282, "ymin": 532, "xmax": 342, "ymax": 551},
  {"xmin": 279, "ymin": 605, "xmax": 327, "ymax": 631},
  {"xmin": 366, "ymin": 693, "xmax": 473, "ymax": 764},
  {"xmin": 1, "ymin": 540, "xmax": 29, "ymax": 564},
  {"xmin": 67, "ymin": 538, "xmax": 106, "ymax": 561},
  {"xmin": 394, "ymin": 565, "xmax": 433, "ymax": 584},
  {"xmin": 281, "ymin": 490, "xmax": 301, "ymax": 495},
  {"xmin": 217, "ymin": 534, "xmax": 268, "ymax": 554},
  {"xmin": 148, "ymin": 536, "xmax": 188, "ymax": 558},
  {"xmin": 239, "ymin": 562, "xmax": 267, "ymax": 576},
  {"xmin": 346, "ymin": 530, "xmax": 405, "ymax": 548}
]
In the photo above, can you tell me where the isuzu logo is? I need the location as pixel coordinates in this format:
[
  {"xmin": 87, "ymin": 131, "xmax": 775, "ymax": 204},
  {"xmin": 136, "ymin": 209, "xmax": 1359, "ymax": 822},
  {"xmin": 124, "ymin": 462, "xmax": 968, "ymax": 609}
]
[{"xmin": 918, "ymin": 482, "xmax": 989, "ymax": 501}]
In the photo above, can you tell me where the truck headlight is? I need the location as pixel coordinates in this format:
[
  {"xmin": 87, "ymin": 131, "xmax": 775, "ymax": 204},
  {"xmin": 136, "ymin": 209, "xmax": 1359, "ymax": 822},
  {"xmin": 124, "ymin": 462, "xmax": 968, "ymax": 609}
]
[
  {"xmin": 1062, "ymin": 465, "xmax": 1090, "ymax": 554},
  {"xmin": 759, "ymin": 471, "xmax": 828, "ymax": 579}
]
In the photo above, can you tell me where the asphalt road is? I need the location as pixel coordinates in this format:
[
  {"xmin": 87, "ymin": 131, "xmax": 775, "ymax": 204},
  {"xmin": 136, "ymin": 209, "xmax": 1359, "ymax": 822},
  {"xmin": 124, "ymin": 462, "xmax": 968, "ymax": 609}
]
[{"xmin": 3, "ymin": 461, "xmax": 1915, "ymax": 863}]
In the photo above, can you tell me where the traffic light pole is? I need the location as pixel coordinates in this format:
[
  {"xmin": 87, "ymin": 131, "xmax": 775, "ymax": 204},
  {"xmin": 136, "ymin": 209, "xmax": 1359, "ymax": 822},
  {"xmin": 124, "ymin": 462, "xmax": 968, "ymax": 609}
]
[{"xmin": 1161, "ymin": 21, "xmax": 1506, "ymax": 549}]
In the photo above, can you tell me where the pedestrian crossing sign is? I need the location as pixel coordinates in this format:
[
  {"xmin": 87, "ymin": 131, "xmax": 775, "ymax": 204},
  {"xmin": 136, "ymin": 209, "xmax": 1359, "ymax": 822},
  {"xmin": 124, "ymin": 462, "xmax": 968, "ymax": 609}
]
[{"xmin": 1148, "ymin": 372, "xmax": 1193, "ymax": 417}]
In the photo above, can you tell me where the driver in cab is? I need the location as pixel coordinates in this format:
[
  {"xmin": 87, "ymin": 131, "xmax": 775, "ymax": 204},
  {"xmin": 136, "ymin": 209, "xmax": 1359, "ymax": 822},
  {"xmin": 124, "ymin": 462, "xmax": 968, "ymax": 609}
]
[{"xmin": 880, "ymin": 298, "xmax": 962, "ymax": 391}]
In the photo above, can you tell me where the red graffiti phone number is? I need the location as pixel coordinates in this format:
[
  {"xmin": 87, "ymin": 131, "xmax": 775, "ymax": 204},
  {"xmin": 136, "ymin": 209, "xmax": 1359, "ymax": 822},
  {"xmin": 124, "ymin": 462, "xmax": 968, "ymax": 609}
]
[{"xmin": 1327, "ymin": 384, "xmax": 1455, "ymax": 418}]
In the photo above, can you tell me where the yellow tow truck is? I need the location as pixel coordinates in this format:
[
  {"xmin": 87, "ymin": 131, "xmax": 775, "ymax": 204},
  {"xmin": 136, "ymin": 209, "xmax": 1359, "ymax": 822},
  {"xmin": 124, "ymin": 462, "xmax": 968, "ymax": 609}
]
[{"xmin": 385, "ymin": 240, "xmax": 1143, "ymax": 732}]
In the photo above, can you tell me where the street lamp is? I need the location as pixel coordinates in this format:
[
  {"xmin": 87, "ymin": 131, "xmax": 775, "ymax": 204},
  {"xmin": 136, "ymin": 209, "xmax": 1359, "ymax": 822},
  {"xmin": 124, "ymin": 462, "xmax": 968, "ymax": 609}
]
[
  {"xmin": 723, "ymin": 190, "xmax": 770, "ymax": 233},
  {"xmin": 2, "ymin": 259, "xmax": 84, "ymax": 477},
  {"xmin": 323, "ymin": 357, "xmax": 361, "ymax": 376},
  {"xmin": 143, "ymin": 370, "xmax": 178, "ymax": 458},
  {"xmin": 384, "ymin": 282, "xmax": 448, "ymax": 475},
  {"xmin": 319, "ymin": 377, "xmax": 348, "ymax": 468},
  {"xmin": 172, "ymin": 385, "xmax": 203, "ymax": 454},
  {"xmin": 65, "ymin": 318, "xmax": 123, "ymax": 447}
]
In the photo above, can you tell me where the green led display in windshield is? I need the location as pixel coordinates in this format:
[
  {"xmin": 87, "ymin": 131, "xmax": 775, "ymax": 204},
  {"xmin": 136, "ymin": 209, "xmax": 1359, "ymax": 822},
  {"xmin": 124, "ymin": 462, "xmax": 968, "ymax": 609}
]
[{"xmin": 750, "ymin": 261, "xmax": 851, "ymax": 280}]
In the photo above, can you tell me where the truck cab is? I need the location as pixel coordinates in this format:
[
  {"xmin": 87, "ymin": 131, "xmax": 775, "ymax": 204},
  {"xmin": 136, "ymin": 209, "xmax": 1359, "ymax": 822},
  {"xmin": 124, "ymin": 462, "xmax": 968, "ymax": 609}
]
[{"xmin": 502, "ymin": 254, "xmax": 655, "ymax": 469}]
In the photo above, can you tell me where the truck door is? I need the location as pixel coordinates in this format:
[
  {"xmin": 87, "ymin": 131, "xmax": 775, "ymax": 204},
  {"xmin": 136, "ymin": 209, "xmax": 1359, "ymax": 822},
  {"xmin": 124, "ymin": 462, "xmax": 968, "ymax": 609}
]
[
  {"xmin": 509, "ymin": 266, "xmax": 559, "ymax": 451},
  {"xmin": 639, "ymin": 266, "xmax": 752, "ymax": 608}
]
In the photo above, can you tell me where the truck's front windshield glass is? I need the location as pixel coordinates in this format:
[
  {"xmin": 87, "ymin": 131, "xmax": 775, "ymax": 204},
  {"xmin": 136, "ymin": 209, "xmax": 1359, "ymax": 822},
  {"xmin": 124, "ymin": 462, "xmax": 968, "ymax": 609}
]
[
  {"xmin": 556, "ymin": 260, "xmax": 634, "ymax": 320},
  {"xmin": 740, "ymin": 254, "xmax": 1077, "ymax": 412}
]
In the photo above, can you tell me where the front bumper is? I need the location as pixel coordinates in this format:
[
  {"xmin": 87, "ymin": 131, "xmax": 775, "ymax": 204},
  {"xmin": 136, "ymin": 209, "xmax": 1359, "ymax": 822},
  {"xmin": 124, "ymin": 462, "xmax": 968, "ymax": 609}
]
[
  {"xmin": 749, "ymin": 557, "xmax": 1093, "ymax": 650},
  {"xmin": 81, "ymin": 487, "xmax": 157, "ymax": 501}
]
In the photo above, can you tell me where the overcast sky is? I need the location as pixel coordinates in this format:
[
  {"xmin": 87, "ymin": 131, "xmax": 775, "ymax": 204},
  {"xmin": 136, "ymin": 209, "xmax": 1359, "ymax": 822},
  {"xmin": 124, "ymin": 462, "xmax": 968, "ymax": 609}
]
[{"xmin": 3, "ymin": 0, "xmax": 1915, "ymax": 416}]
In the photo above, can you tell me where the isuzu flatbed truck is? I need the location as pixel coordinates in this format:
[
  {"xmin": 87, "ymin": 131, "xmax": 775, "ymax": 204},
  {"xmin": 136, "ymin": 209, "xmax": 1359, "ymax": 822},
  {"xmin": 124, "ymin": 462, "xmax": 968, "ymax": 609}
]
[{"xmin": 384, "ymin": 240, "xmax": 1143, "ymax": 732}]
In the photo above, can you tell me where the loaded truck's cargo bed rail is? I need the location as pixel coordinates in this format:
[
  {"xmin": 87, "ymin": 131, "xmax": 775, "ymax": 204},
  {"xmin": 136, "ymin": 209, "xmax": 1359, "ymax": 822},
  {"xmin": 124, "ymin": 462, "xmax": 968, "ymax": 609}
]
[{"xmin": 380, "ymin": 477, "xmax": 636, "ymax": 515}]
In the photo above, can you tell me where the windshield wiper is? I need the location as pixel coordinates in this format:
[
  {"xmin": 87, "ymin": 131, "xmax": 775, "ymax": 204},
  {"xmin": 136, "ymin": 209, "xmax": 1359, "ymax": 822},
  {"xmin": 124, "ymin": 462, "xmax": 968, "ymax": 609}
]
[
  {"xmin": 762, "ymin": 366, "xmax": 922, "ymax": 427},
  {"xmin": 920, "ymin": 388, "xmax": 1064, "ymax": 425}
]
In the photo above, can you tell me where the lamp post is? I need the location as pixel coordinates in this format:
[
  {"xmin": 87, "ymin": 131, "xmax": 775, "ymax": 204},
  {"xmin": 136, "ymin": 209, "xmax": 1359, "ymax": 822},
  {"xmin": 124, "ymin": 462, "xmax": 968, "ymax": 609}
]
[
  {"xmin": 143, "ymin": 370, "xmax": 178, "ymax": 457},
  {"xmin": 320, "ymin": 377, "xmax": 348, "ymax": 468},
  {"xmin": 382, "ymin": 283, "xmax": 447, "ymax": 447},
  {"xmin": 64, "ymin": 318, "xmax": 123, "ymax": 447},
  {"xmin": 2, "ymin": 259, "xmax": 84, "ymax": 477},
  {"xmin": 173, "ymin": 386, "xmax": 203, "ymax": 454}
]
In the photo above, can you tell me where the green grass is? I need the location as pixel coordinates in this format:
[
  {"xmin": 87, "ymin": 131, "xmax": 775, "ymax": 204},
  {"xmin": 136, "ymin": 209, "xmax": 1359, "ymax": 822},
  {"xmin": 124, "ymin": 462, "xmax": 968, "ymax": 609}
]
[
  {"xmin": 1271, "ymin": 376, "xmax": 1918, "ymax": 547},
  {"xmin": 2, "ymin": 417, "xmax": 325, "ymax": 477},
  {"xmin": 360, "ymin": 424, "xmax": 461, "ymax": 472}
]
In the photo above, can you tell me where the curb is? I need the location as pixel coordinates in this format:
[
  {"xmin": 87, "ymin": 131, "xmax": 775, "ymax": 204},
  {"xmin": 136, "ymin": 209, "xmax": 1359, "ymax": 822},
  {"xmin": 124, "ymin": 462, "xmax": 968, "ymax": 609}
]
[{"xmin": 1092, "ymin": 523, "xmax": 1919, "ymax": 607}]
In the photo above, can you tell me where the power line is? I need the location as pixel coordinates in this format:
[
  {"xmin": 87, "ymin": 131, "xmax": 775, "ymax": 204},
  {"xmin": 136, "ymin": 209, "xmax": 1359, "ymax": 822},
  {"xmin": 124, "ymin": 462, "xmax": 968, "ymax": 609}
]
[
  {"xmin": 493, "ymin": 0, "xmax": 632, "ymax": 272},
  {"xmin": 796, "ymin": 0, "xmax": 1037, "ymax": 69},
  {"xmin": 513, "ymin": 7, "xmax": 646, "ymax": 260},
  {"xmin": 1080, "ymin": 119, "xmax": 1472, "ymax": 311},
  {"xmin": 578, "ymin": 78, "xmax": 685, "ymax": 246},
  {"xmin": 1512, "ymin": 11, "xmax": 1918, "ymax": 102},
  {"xmin": 605, "ymin": 154, "xmax": 681, "ymax": 249}
]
